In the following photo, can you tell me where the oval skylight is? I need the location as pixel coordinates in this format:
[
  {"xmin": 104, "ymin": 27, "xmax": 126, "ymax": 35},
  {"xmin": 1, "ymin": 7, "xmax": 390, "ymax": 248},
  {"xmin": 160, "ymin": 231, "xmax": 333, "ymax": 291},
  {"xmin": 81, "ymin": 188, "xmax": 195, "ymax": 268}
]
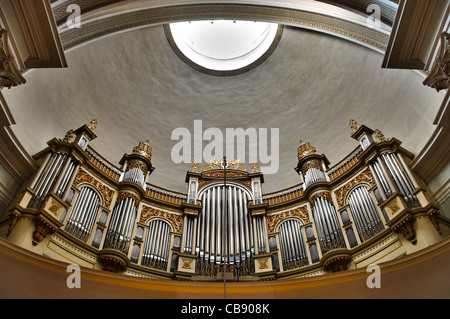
[{"xmin": 166, "ymin": 20, "xmax": 282, "ymax": 75}]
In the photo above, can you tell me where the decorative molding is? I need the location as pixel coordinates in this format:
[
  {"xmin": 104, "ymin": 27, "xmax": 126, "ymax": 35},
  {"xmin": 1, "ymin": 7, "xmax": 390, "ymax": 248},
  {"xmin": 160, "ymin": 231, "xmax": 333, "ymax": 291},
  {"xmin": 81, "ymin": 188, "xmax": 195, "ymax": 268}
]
[
  {"xmin": 266, "ymin": 206, "xmax": 309, "ymax": 233},
  {"xmin": 0, "ymin": 29, "xmax": 26, "ymax": 89},
  {"xmin": 58, "ymin": 3, "xmax": 389, "ymax": 52},
  {"xmin": 32, "ymin": 215, "xmax": 59, "ymax": 246},
  {"xmin": 140, "ymin": 206, "xmax": 183, "ymax": 233},
  {"xmin": 424, "ymin": 32, "xmax": 450, "ymax": 92},
  {"xmin": 309, "ymin": 191, "xmax": 333, "ymax": 207},
  {"xmin": 392, "ymin": 215, "xmax": 416, "ymax": 245},
  {"xmin": 334, "ymin": 168, "xmax": 376, "ymax": 208},
  {"xmin": 73, "ymin": 168, "xmax": 114, "ymax": 208}
]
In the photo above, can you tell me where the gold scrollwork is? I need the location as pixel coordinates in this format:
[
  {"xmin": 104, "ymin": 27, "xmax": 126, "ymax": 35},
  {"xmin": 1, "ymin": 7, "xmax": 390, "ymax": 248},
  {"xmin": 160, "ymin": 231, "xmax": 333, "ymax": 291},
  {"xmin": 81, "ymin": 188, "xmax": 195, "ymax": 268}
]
[
  {"xmin": 73, "ymin": 168, "xmax": 114, "ymax": 208},
  {"xmin": 266, "ymin": 206, "xmax": 309, "ymax": 233},
  {"xmin": 140, "ymin": 206, "xmax": 183, "ymax": 233},
  {"xmin": 309, "ymin": 191, "xmax": 333, "ymax": 207},
  {"xmin": 116, "ymin": 192, "xmax": 140, "ymax": 208},
  {"xmin": 334, "ymin": 169, "xmax": 376, "ymax": 208}
]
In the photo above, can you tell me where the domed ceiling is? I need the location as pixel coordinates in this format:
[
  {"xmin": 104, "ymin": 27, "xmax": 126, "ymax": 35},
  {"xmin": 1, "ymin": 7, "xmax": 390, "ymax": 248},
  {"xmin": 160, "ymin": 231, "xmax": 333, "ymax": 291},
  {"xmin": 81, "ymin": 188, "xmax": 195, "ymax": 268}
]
[{"xmin": 1, "ymin": 1, "xmax": 446, "ymax": 194}]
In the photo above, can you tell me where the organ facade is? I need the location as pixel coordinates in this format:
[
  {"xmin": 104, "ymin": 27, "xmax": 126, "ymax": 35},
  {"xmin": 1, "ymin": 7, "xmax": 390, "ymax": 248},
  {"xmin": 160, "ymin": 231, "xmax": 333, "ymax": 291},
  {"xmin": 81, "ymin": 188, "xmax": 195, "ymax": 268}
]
[{"xmin": 1, "ymin": 119, "xmax": 448, "ymax": 281}]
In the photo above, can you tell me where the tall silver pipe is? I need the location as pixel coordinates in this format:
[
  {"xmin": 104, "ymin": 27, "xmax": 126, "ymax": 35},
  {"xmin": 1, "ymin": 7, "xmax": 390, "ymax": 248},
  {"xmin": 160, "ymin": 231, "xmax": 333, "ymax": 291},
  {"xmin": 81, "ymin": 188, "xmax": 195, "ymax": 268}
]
[
  {"xmin": 33, "ymin": 153, "xmax": 59, "ymax": 194},
  {"xmin": 373, "ymin": 160, "xmax": 391, "ymax": 196},
  {"xmin": 368, "ymin": 163, "xmax": 387, "ymax": 200},
  {"xmin": 210, "ymin": 187, "xmax": 216, "ymax": 257},
  {"xmin": 38, "ymin": 153, "xmax": 66, "ymax": 198},
  {"xmin": 349, "ymin": 192, "xmax": 367, "ymax": 240}
]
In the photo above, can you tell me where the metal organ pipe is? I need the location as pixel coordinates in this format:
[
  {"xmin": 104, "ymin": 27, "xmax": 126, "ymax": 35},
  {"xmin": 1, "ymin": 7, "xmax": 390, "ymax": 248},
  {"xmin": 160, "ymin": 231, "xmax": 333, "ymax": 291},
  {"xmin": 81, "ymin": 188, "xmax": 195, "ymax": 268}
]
[
  {"xmin": 348, "ymin": 186, "xmax": 384, "ymax": 242},
  {"xmin": 372, "ymin": 159, "xmax": 392, "ymax": 197},
  {"xmin": 195, "ymin": 184, "xmax": 255, "ymax": 276},
  {"xmin": 65, "ymin": 187, "xmax": 100, "ymax": 242},
  {"xmin": 104, "ymin": 196, "xmax": 137, "ymax": 253},
  {"xmin": 312, "ymin": 196, "xmax": 345, "ymax": 253}
]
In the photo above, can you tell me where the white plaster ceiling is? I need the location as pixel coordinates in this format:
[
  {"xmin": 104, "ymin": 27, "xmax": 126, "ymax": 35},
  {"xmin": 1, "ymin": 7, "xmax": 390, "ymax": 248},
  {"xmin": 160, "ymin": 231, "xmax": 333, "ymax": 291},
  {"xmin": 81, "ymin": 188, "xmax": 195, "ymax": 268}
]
[{"xmin": 2, "ymin": 24, "xmax": 446, "ymax": 194}]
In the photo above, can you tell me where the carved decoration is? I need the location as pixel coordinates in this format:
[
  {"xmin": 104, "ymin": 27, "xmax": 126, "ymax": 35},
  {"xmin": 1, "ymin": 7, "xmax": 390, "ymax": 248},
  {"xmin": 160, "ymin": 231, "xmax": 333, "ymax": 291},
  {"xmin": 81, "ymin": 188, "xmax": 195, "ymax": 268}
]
[
  {"xmin": 373, "ymin": 129, "xmax": 387, "ymax": 143},
  {"xmin": 388, "ymin": 201, "xmax": 400, "ymax": 214},
  {"xmin": 297, "ymin": 140, "xmax": 317, "ymax": 161},
  {"xmin": 251, "ymin": 163, "xmax": 261, "ymax": 173},
  {"xmin": 7, "ymin": 211, "xmax": 21, "ymax": 237},
  {"xmin": 98, "ymin": 250, "xmax": 129, "ymax": 273},
  {"xmin": 190, "ymin": 162, "xmax": 200, "ymax": 173},
  {"xmin": 73, "ymin": 168, "xmax": 114, "ymax": 208},
  {"xmin": 392, "ymin": 216, "xmax": 416, "ymax": 244},
  {"xmin": 424, "ymin": 32, "xmax": 450, "ymax": 92},
  {"xmin": 116, "ymin": 191, "xmax": 140, "ymax": 208},
  {"xmin": 87, "ymin": 119, "xmax": 98, "ymax": 133},
  {"xmin": 140, "ymin": 206, "xmax": 183, "ymax": 233},
  {"xmin": 127, "ymin": 159, "xmax": 149, "ymax": 176},
  {"xmin": 323, "ymin": 255, "xmax": 352, "ymax": 272},
  {"xmin": 48, "ymin": 201, "xmax": 60, "ymax": 215},
  {"xmin": 349, "ymin": 119, "xmax": 360, "ymax": 134},
  {"xmin": 203, "ymin": 159, "xmax": 246, "ymax": 172},
  {"xmin": 132, "ymin": 139, "xmax": 152, "ymax": 161},
  {"xmin": 334, "ymin": 169, "xmax": 376, "ymax": 208},
  {"xmin": 258, "ymin": 258, "xmax": 269, "ymax": 269},
  {"xmin": 32, "ymin": 216, "xmax": 58, "ymax": 246},
  {"xmin": 309, "ymin": 191, "xmax": 333, "ymax": 207},
  {"xmin": 301, "ymin": 159, "xmax": 322, "ymax": 176},
  {"xmin": 267, "ymin": 206, "xmax": 309, "ymax": 233},
  {"xmin": 63, "ymin": 129, "xmax": 75, "ymax": 143},
  {"xmin": 0, "ymin": 29, "xmax": 26, "ymax": 89}
]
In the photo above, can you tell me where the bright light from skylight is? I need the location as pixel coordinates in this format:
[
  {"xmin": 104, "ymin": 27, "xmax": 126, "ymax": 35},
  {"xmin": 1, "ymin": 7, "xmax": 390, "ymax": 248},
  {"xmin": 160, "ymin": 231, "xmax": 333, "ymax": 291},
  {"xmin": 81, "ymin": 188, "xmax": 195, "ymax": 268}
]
[{"xmin": 169, "ymin": 20, "xmax": 279, "ymax": 72}]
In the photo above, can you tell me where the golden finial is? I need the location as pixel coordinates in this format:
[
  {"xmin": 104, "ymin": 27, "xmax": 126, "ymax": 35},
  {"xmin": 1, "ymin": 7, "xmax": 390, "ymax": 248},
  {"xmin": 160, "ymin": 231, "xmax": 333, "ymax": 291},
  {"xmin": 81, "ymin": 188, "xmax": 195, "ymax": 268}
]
[
  {"xmin": 190, "ymin": 162, "xmax": 200, "ymax": 173},
  {"xmin": 349, "ymin": 119, "xmax": 359, "ymax": 134},
  {"xmin": 87, "ymin": 119, "xmax": 98, "ymax": 133},
  {"xmin": 63, "ymin": 129, "xmax": 74, "ymax": 143},
  {"xmin": 297, "ymin": 140, "xmax": 316, "ymax": 161},
  {"xmin": 373, "ymin": 129, "xmax": 387, "ymax": 142},
  {"xmin": 132, "ymin": 139, "xmax": 152, "ymax": 161},
  {"xmin": 251, "ymin": 163, "xmax": 260, "ymax": 173}
]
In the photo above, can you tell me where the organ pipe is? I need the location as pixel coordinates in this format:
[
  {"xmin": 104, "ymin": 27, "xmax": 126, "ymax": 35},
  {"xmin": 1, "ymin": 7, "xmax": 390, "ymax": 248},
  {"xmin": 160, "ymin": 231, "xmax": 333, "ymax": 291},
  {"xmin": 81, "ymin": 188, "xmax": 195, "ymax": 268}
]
[{"xmin": 195, "ymin": 184, "xmax": 255, "ymax": 276}]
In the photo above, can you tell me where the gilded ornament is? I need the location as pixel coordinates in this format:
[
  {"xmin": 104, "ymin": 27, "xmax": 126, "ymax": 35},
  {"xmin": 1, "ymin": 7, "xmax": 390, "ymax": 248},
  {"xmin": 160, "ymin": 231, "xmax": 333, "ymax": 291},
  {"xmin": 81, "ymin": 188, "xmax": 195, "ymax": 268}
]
[
  {"xmin": 334, "ymin": 169, "xmax": 376, "ymax": 208},
  {"xmin": 349, "ymin": 119, "xmax": 360, "ymax": 134},
  {"xmin": 190, "ymin": 162, "xmax": 200, "ymax": 173},
  {"xmin": 389, "ymin": 201, "xmax": 400, "ymax": 214},
  {"xmin": 309, "ymin": 192, "xmax": 333, "ymax": 207},
  {"xmin": 49, "ymin": 203, "xmax": 60, "ymax": 215},
  {"xmin": 373, "ymin": 129, "xmax": 387, "ymax": 142},
  {"xmin": 73, "ymin": 168, "xmax": 114, "ymax": 208},
  {"xmin": 116, "ymin": 192, "xmax": 140, "ymax": 207},
  {"xmin": 258, "ymin": 259, "xmax": 269, "ymax": 269},
  {"xmin": 267, "ymin": 206, "xmax": 309, "ymax": 233},
  {"xmin": 140, "ymin": 206, "xmax": 183, "ymax": 233},
  {"xmin": 132, "ymin": 139, "xmax": 152, "ymax": 161},
  {"xmin": 203, "ymin": 159, "xmax": 246, "ymax": 172},
  {"xmin": 87, "ymin": 119, "xmax": 98, "ymax": 133},
  {"xmin": 251, "ymin": 163, "xmax": 260, "ymax": 173},
  {"xmin": 297, "ymin": 140, "xmax": 316, "ymax": 161},
  {"xmin": 63, "ymin": 129, "xmax": 75, "ymax": 143}
]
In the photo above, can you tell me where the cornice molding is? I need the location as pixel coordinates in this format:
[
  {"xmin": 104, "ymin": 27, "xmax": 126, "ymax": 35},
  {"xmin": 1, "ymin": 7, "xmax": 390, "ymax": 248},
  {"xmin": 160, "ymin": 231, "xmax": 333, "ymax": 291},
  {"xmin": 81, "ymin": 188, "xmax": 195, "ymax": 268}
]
[{"xmin": 58, "ymin": 3, "xmax": 390, "ymax": 53}]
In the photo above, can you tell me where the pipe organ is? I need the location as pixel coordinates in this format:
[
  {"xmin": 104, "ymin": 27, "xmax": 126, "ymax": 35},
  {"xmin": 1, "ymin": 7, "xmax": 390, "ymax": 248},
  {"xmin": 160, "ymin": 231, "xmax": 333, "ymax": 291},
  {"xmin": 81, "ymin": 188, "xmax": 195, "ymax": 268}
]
[
  {"xmin": 193, "ymin": 183, "xmax": 255, "ymax": 276},
  {"xmin": 2, "ymin": 119, "xmax": 448, "ymax": 280}
]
